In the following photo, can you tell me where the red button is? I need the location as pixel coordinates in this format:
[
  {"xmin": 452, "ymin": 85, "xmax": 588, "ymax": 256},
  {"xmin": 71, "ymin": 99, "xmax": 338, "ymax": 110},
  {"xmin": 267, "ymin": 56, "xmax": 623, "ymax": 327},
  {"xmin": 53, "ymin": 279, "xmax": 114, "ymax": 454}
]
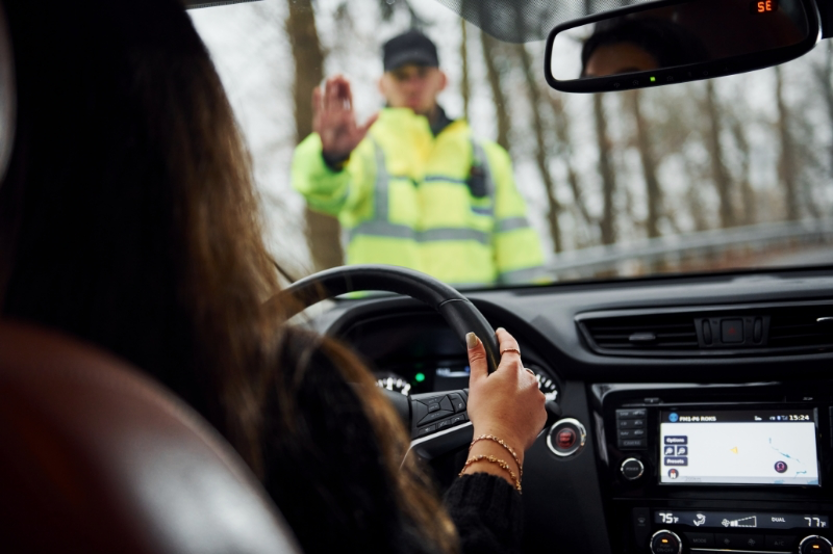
[{"xmin": 557, "ymin": 428, "xmax": 576, "ymax": 449}]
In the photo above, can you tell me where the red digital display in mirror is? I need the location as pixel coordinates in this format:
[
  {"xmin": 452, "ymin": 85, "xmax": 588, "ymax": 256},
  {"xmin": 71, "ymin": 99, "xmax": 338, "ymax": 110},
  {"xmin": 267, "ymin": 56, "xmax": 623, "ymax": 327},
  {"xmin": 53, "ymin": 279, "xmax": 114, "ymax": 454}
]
[{"xmin": 750, "ymin": 0, "xmax": 779, "ymax": 13}]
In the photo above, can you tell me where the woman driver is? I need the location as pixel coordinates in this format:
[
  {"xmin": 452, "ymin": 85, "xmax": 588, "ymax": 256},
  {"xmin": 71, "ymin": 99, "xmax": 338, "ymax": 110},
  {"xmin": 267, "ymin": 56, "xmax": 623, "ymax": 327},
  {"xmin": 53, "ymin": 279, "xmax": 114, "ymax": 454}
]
[{"xmin": 0, "ymin": 0, "xmax": 546, "ymax": 552}]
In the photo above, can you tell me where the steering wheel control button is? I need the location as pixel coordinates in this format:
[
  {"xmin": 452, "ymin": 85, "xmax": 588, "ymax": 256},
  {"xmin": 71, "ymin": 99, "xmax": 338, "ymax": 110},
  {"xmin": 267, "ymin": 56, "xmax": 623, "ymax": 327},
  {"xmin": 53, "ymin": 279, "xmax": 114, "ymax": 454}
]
[
  {"xmin": 800, "ymin": 535, "xmax": 833, "ymax": 554},
  {"xmin": 547, "ymin": 418, "xmax": 586, "ymax": 457},
  {"xmin": 650, "ymin": 530, "xmax": 682, "ymax": 554},
  {"xmin": 450, "ymin": 414, "xmax": 467, "ymax": 426},
  {"xmin": 417, "ymin": 424, "xmax": 437, "ymax": 437},
  {"xmin": 418, "ymin": 411, "xmax": 446, "ymax": 425},
  {"xmin": 619, "ymin": 458, "xmax": 644, "ymax": 481},
  {"xmin": 427, "ymin": 402, "xmax": 440, "ymax": 413},
  {"xmin": 685, "ymin": 532, "xmax": 714, "ymax": 548},
  {"xmin": 448, "ymin": 393, "xmax": 466, "ymax": 413}
]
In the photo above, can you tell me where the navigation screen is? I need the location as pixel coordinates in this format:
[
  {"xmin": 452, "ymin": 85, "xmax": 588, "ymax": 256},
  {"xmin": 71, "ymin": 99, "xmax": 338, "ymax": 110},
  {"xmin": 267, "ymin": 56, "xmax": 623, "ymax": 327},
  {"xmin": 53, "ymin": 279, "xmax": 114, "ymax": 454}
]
[{"xmin": 659, "ymin": 409, "xmax": 820, "ymax": 486}]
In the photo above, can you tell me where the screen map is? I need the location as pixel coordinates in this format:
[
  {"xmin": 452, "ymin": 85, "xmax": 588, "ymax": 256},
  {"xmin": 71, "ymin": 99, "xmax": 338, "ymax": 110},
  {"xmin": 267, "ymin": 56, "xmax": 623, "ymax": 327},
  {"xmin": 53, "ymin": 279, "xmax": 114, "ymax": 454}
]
[{"xmin": 659, "ymin": 409, "xmax": 819, "ymax": 486}]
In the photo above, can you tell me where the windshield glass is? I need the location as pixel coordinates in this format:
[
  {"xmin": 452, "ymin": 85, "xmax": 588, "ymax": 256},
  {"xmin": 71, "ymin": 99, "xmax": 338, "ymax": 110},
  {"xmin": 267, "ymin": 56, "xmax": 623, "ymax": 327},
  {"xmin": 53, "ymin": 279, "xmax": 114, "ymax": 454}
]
[{"xmin": 190, "ymin": 0, "xmax": 833, "ymax": 288}]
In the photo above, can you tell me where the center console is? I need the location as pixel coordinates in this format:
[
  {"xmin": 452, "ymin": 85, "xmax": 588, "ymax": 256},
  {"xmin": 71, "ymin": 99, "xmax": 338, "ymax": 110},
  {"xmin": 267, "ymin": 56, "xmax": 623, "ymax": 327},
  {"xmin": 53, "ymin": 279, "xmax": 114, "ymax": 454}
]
[{"xmin": 594, "ymin": 383, "xmax": 833, "ymax": 554}]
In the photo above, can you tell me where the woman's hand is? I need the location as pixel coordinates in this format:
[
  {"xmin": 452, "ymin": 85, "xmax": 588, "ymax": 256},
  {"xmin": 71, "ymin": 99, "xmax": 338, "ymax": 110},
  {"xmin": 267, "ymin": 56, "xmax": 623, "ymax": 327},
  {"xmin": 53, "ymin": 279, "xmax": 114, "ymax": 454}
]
[{"xmin": 460, "ymin": 328, "xmax": 547, "ymax": 488}]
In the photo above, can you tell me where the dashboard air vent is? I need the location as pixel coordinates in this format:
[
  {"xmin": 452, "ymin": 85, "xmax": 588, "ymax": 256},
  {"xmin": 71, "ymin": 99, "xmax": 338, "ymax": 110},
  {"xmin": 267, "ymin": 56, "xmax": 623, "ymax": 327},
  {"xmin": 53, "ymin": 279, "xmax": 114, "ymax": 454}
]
[
  {"xmin": 580, "ymin": 314, "xmax": 698, "ymax": 353},
  {"xmin": 767, "ymin": 306, "xmax": 833, "ymax": 352},
  {"xmin": 577, "ymin": 300, "xmax": 833, "ymax": 358}
]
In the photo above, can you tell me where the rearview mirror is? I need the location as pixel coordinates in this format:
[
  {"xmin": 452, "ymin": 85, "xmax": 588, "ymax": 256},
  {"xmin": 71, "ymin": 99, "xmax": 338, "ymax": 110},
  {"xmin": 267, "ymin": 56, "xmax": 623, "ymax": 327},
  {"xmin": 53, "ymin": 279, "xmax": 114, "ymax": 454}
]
[{"xmin": 545, "ymin": 0, "xmax": 820, "ymax": 92}]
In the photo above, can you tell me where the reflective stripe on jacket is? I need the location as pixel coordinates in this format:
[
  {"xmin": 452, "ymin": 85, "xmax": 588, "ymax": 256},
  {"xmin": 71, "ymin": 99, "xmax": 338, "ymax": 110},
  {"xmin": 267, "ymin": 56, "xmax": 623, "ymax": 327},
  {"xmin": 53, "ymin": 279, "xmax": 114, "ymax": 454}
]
[{"xmin": 291, "ymin": 108, "xmax": 544, "ymax": 286}]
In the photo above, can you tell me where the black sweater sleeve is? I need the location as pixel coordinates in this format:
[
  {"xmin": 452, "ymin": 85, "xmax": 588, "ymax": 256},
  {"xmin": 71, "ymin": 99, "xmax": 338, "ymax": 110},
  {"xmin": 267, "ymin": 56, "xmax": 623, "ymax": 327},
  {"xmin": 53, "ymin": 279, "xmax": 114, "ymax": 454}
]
[{"xmin": 443, "ymin": 473, "xmax": 524, "ymax": 554}]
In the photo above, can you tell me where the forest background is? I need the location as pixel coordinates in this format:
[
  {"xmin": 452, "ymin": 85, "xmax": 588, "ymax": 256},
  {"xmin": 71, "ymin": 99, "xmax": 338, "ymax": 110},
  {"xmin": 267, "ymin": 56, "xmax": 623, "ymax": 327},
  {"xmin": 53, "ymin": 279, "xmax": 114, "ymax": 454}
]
[{"xmin": 190, "ymin": 0, "xmax": 833, "ymax": 283}]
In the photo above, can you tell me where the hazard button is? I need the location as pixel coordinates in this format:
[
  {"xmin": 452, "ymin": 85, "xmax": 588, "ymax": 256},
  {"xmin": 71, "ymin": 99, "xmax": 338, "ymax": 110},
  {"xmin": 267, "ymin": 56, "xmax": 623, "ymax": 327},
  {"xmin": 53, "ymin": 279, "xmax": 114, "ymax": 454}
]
[{"xmin": 721, "ymin": 319, "xmax": 744, "ymax": 344}]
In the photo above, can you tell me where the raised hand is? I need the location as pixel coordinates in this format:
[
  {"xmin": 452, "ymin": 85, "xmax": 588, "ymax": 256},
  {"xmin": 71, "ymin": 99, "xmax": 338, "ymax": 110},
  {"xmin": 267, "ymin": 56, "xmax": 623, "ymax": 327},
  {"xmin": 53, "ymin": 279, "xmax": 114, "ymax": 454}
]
[{"xmin": 312, "ymin": 75, "xmax": 378, "ymax": 161}]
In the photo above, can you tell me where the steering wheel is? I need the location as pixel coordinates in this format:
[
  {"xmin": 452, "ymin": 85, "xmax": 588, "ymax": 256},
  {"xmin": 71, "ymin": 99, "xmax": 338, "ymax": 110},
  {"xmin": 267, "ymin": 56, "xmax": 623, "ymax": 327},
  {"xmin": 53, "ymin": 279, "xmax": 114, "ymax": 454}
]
[{"xmin": 274, "ymin": 264, "xmax": 501, "ymax": 462}]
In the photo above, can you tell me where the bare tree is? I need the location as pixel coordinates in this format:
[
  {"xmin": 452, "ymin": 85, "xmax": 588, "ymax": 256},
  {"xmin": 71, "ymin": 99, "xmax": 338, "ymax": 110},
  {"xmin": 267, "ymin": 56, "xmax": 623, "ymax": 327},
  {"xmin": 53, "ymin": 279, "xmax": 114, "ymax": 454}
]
[
  {"xmin": 547, "ymin": 93, "xmax": 593, "ymax": 232},
  {"xmin": 728, "ymin": 114, "xmax": 757, "ymax": 225},
  {"xmin": 515, "ymin": 43, "xmax": 562, "ymax": 253},
  {"xmin": 460, "ymin": 19, "xmax": 470, "ymax": 121},
  {"xmin": 594, "ymin": 94, "xmax": 617, "ymax": 245},
  {"xmin": 703, "ymin": 81, "xmax": 736, "ymax": 228},
  {"xmin": 627, "ymin": 90, "xmax": 663, "ymax": 238},
  {"xmin": 480, "ymin": 31, "xmax": 511, "ymax": 152},
  {"xmin": 774, "ymin": 66, "xmax": 800, "ymax": 221},
  {"xmin": 287, "ymin": 0, "xmax": 344, "ymax": 271},
  {"xmin": 810, "ymin": 44, "xmax": 833, "ymax": 176}
]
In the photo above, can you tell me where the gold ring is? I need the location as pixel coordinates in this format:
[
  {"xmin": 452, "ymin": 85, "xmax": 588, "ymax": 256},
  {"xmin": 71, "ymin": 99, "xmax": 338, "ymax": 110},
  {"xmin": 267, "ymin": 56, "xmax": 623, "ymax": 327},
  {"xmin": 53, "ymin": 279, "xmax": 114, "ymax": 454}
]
[{"xmin": 500, "ymin": 347, "xmax": 521, "ymax": 356}]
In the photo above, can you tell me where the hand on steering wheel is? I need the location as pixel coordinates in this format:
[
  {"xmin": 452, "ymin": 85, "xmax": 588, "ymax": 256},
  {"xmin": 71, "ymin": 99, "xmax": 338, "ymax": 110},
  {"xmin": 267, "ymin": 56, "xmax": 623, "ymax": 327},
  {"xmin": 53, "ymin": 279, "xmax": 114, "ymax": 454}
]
[
  {"xmin": 466, "ymin": 328, "xmax": 547, "ymax": 454},
  {"xmin": 276, "ymin": 264, "xmax": 553, "ymax": 465}
]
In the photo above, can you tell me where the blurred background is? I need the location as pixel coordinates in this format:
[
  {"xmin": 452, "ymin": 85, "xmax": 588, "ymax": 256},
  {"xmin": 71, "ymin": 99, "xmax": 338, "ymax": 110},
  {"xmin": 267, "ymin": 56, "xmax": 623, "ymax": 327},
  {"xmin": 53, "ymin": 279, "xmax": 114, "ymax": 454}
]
[{"xmin": 190, "ymin": 0, "xmax": 833, "ymax": 284}]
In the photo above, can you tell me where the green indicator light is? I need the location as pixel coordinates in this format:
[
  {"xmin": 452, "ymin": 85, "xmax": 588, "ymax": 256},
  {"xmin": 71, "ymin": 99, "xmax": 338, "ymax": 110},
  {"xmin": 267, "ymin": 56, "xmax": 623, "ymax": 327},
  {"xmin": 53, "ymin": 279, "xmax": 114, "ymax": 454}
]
[
  {"xmin": 650, "ymin": 76, "xmax": 656, "ymax": 82},
  {"xmin": 415, "ymin": 372, "xmax": 426, "ymax": 383}
]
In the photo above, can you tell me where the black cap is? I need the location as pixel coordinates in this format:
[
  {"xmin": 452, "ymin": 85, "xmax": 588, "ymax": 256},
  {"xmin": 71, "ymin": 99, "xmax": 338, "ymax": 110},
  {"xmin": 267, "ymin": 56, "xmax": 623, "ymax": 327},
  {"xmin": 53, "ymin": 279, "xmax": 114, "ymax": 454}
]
[{"xmin": 382, "ymin": 29, "xmax": 439, "ymax": 72}]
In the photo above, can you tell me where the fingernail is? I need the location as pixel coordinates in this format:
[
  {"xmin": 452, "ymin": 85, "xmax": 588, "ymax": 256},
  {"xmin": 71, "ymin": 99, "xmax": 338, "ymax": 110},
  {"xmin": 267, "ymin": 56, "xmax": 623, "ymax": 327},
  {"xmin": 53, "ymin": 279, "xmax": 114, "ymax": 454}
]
[
  {"xmin": 466, "ymin": 332, "xmax": 479, "ymax": 349},
  {"xmin": 496, "ymin": 327, "xmax": 506, "ymax": 333}
]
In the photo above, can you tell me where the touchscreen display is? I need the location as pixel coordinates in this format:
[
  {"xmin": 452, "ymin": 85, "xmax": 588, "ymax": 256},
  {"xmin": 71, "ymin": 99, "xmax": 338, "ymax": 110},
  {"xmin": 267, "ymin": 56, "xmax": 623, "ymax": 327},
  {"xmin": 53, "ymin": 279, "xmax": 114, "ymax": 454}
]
[{"xmin": 659, "ymin": 409, "xmax": 819, "ymax": 486}]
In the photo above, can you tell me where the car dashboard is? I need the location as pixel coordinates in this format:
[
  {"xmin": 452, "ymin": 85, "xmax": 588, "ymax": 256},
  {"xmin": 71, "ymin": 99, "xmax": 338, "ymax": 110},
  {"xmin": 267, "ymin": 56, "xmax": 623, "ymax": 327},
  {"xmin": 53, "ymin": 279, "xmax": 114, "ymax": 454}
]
[{"xmin": 307, "ymin": 266, "xmax": 833, "ymax": 554}]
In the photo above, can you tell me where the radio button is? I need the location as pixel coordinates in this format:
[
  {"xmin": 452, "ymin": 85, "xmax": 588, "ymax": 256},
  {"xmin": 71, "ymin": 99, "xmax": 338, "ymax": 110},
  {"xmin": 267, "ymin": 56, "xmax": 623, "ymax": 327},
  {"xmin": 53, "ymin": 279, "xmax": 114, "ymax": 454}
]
[
  {"xmin": 618, "ymin": 428, "xmax": 647, "ymax": 438},
  {"xmin": 620, "ymin": 458, "xmax": 644, "ymax": 480},
  {"xmin": 684, "ymin": 532, "xmax": 714, "ymax": 548},
  {"xmin": 619, "ymin": 418, "xmax": 646, "ymax": 429},
  {"xmin": 619, "ymin": 438, "xmax": 647, "ymax": 449},
  {"xmin": 617, "ymin": 408, "xmax": 647, "ymax": 419}
]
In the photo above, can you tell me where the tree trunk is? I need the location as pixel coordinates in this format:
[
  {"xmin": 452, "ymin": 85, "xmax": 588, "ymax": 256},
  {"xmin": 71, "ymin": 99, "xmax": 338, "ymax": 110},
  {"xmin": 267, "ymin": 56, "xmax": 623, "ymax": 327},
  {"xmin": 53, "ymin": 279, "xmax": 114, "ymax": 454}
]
[
  {"xmin": 729, "ymin": 117, "xmax": 756, "ymax": 225},
  {"xmin": 628, "ymin": 90, "xmax": 663, "ymax": 238},
  {"xmin": 547, "ymin": 94, "xmax": 593, "ymax": 230},
  {"xmin": 774, "ymin": 66, "xmax": 799, "ymax": 221},
  {"xmin": 460, "ymin": 19, "xmax": 470, "ymax": 121},
  {"xmin": 515, "ymin": 43, "xmax": 562, "ymax": 253},
  {"xmin": 704, "ymin": 81, "xmax": 736, "ymax": 228},
  {"xmin": 480, "ymin": 31, "xmax": 511, "ymax": 152},
  {"xmin": 815, "ymin": 45, "xmax": 833, "ymax": 179},
  {"xmin": 594, "ymin": 94, "xmax": 616, "ymax": 245},
  {"xmin": 286, "ymin": 0, "xmax": 344, "ymax": 271}
]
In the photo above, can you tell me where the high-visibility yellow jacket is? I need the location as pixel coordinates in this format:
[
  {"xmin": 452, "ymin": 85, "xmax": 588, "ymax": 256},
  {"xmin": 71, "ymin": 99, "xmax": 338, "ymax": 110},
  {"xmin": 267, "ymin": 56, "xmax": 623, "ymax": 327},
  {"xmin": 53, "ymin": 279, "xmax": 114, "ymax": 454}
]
[{"xmin": 291, "ymin": 108, "xmax": 544, "ymax": 287}]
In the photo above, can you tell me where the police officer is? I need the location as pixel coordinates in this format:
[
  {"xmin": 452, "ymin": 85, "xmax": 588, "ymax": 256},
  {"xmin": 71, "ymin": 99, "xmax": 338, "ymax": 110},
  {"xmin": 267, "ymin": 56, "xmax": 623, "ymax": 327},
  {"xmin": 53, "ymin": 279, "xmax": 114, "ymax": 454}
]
[{"xmin": 292, "ymin": 29, "xmax": 544, "ymax": 287}]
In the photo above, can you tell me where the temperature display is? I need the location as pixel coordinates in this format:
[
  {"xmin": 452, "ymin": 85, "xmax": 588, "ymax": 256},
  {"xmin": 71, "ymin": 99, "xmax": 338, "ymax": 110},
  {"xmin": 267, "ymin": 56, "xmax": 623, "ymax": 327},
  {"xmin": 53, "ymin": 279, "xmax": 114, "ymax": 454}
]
[
  {"xmin": 750, "ymin": 0, "xmax": 779, "ymax": 13},
  {"xmin": 653, "ymin": 510, "xmax": 829, "ymax": 530}
]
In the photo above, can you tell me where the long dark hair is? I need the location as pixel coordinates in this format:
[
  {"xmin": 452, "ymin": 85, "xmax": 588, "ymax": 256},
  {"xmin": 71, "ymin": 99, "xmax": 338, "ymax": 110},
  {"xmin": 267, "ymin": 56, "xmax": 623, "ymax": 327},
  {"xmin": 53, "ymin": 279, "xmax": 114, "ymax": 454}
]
[{"xmin": 0, "ymin": 0, "xmax": 456, "ymax": 551}]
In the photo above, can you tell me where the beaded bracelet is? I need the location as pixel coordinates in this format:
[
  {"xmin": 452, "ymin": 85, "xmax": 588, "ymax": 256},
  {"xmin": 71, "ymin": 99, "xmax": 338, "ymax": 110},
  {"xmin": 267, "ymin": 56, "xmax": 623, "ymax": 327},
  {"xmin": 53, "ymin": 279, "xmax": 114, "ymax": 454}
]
[
  {"xmin": 459, "ymin": 454, "xmax": 522, "ymax": 493},
  {"xmin": 470, "ymin": 434, "xmax": 523, "ymax": 479}
]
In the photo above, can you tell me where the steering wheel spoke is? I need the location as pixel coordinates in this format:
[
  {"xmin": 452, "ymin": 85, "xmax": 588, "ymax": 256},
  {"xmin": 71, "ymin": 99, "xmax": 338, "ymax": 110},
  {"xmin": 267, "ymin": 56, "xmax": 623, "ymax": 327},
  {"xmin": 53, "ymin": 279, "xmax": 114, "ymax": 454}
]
[{"xmin": 278, "ymin": 265, "xmax": 500, "ymax": 463}]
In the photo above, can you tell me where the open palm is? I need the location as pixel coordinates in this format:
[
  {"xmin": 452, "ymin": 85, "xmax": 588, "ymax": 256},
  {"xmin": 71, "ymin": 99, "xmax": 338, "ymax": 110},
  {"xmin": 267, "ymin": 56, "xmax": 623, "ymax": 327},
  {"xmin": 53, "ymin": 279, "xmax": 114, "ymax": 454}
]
[{"xmin": 313, "ymin": 75, "xmax": 378, "ymax": 161}]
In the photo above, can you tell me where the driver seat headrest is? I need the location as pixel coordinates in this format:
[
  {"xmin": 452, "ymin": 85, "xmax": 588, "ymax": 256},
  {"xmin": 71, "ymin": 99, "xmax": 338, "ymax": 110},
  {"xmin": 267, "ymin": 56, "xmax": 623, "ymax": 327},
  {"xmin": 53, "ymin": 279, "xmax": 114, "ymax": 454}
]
[{"xmin": 0, "ymin": 320, "xmax": 302, "ymax": 554}]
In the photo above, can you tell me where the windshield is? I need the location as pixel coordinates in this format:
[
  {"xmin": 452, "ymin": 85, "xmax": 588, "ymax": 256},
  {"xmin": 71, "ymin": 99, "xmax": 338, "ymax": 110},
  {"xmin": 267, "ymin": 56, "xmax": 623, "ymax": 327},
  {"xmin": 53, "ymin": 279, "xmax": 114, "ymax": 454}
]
[{"xmin": 190, "ymin": 0, "xmax": 833, "ymax": 289}]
